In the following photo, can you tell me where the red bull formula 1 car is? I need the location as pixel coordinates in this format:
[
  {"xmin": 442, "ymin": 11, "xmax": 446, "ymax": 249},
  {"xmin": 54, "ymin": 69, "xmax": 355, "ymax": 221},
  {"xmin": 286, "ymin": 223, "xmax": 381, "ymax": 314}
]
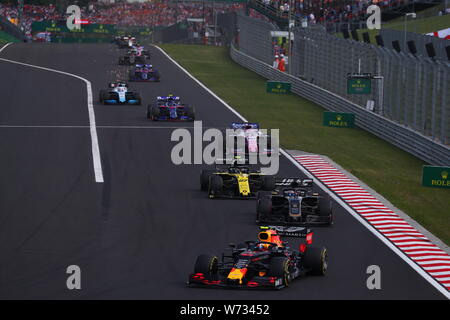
[{"xmin": 187, "ymin": 226, "xmax": 328, "ymax": 289}]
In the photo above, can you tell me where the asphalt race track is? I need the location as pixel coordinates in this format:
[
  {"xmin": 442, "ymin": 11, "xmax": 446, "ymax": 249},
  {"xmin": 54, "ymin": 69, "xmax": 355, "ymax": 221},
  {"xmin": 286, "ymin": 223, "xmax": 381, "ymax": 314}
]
[{"xmin": 0, "ymin": 43, "xmax": 445, "ymax": 299}]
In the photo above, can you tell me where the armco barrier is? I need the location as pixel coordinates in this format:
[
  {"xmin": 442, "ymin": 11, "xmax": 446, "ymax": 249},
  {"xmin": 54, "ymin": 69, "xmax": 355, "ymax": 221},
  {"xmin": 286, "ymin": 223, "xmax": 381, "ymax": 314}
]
[{"xmin": 230, "ymin": 43, "xmax": 450, "ymax": 166}]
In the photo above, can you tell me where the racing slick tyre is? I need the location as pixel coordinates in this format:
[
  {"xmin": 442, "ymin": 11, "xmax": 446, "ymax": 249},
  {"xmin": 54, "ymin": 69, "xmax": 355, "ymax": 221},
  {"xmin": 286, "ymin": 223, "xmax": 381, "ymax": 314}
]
[
  {"xmin": 256, "ymin": 197, "xmax": 272, "ymax": 222},
  {"xmin": 194, "ymin": 254, "xmax": 218, "ymax": 275},
  {"xmin": 200, "ymin": 170, "xmax": 215, "ymax": 191},
  {"xmin": 318, "ymin": 194, "xmax": 333, "ymax": 225},
  {"xmin": 208, "ymin": 175, "xmax": 223, "ymax": 197},
  {"xmin": 134, "ymin": 92, "xmax": 142, "ymax": 105},
  {"xmin": 99, "ymin": 90, "xmax": 106, "ymax": 103},
  {"xmin": 147, "ymin": 105, "xmax": 160, "ymax": 120},
  {"xmin": 185, "ymin": 105, "xmax": 195, "ymax": 121},
  {"xmin": 268, "ymin": 257, "xmax": 290, "ymax": 287},
  {"xmin": 304, "ymin": 246, "xmax": 328, "ymax": 276},
  {"xmin": 262, "ymin": 176, "xmax": 276, "ymax": 191}
]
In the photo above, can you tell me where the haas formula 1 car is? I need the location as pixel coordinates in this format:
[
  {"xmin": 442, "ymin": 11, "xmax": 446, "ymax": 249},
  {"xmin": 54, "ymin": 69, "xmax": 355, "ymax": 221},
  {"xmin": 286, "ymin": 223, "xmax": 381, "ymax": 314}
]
[
  {"xmin": 118, "ymin": 50, "xmax": 146, "ymax": 65},
  {"xmin": 224, "ymin": 122, "xmax": 275, "ymax": 159},
  {"xmin": 99, "ymin": 81, "xmax": 141, "ymax": 105},
  {"xmin": 147, "ymin": 95, "xmax": 195, "ymax": 121},
  {"xmin": 256, "ymin": 178, "xmax": 333, "ymax": 226},
  {"xmin": 200, "ymin": 162, "xmax": 276, "ymax": 199},
  {"xmin": 129, "ymin": 64, "xmax": 160, "ymax": 82},
  {"xmin": 187, "ymin": 226, "xmax": 328, "ymax": 289}
]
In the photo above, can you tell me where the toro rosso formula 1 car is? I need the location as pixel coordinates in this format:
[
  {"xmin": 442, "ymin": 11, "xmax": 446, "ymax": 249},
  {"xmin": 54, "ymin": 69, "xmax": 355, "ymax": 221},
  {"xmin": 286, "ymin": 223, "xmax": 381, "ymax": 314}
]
[
  {"xmin": 200, "ymin": 162, "xmax": 276, "ymax": 199},
  {"xmin": 147, "ymin": 95, "xmax": 195, "ymax": 121},
  {"xmin": 256, "ymin": 178, "xmax": 333, "ymax": 226},
  {"xmin": 187, "ymin": 226, "xmax": 328, "ymax": 289},
  {"xmin": 129, "ymin": 64, "xmax": 160, "ymax": 82},
  {"xmin": 225, "ymin": 122, "xmax": 275, "ymax": 159},
  {"xmin": 99, "ymin": 81, "xmax": 141, "ymax": 105}
]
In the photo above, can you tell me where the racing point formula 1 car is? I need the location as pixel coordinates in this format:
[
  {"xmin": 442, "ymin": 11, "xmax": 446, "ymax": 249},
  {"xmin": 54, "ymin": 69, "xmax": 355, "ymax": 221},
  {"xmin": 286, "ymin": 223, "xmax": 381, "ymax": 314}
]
[
  {"xmin": 200, "ymin": 162, "xmax": 276, "ymax": 199},
  {"xmin": 129, "ymin": 64, "xmax": 160, "ymax": 82},
  {"xmin": 99, "ymin": 81, "xmax": 141, "ymax": 105},
  {"xmin": 224, "ymin": 122, "xmax": 275, "ymax": 159},
  {"xmin": 147, "ymin": 95, "xmax": 195, "ymax": 121},
  {"xmin": 118, "ymin": 50, "xmax": 146, "ymax": 65},
  {"xmin": 187, "ymin": 226, "xmax": 328, "ymax": 289},
  {"xmin": 256, "ymin": 178, "xmax": 333, "ymax": 226}
]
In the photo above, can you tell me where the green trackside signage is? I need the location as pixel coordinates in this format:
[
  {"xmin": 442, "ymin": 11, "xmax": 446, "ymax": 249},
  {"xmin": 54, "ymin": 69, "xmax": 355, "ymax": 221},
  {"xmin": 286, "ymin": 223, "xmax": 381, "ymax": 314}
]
[
  {"xmin": 422, "ymin": 166, "xmax": 450, "ymax": 188},
  {"xmin": 31, "ymin": 21, "xmax": 116, "ymax": 34},
  {"xmin": 323, "ymin": 111, "xmax": 355, "ymax": 128},
  {"xmin": 347, "ymin": 74, "xmax": 372, "ymax": 94},
  {"xmin": 266, "ymin": 81, "xmax": 291, "ymax": 94}
]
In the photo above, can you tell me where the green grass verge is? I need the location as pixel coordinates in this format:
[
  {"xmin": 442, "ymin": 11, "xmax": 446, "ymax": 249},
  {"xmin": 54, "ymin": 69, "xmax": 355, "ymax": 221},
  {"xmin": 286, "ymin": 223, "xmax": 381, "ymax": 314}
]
[
  {"xmin": 160, "ymin": 44, "xmax": 450, "ymax": 245},
  {"xmin": 0, "ymin": 30, "xmax": 21, "ymax": 45}
]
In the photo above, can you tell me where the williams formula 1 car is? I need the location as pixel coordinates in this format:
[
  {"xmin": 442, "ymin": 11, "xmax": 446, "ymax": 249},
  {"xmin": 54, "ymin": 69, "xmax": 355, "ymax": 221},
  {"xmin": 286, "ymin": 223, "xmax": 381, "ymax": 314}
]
[
  {"xmin": 256, "ymin": 178, "xmax": 333, "ymax": 226},
  {"xmin": 99, "ymin": 81, "xmax": 141, "ymax": 105},
  {"xmin": 200, "ymin": 162, "xmax": 276, "ymax": 199},
  {"xmin": 147, "ymin": 95, "xmax": 195, "ymax": 121},
  {"xmin": 187, "ymin": 226, "xmax": 328, "ymax": 289}
]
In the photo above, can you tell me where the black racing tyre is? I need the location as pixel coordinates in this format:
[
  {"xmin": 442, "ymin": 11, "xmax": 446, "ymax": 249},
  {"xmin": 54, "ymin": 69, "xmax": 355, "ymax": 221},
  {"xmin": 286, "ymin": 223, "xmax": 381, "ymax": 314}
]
[
  {"xmin": 209, "ymin": 175, "xmax": 223, "ymax": 193},
  {"xmin": 99, "ymin": 90, "xmax": 106, "ymax": 103},
  {"xmin": 262, "ymin": 175, "xmax": 276, "ymax": 191},
  {"xmin": 200, "ymin": 170, "xmax": 214, "ymax": 191},
  {"xmin": 148, "ymin": 105, "xmax": 160, "ymax": 120},
  {"xmin": 134, "ymin": 92, "xmax": 142, "ymax": 105},
  {"xmin": 304, "ymin": 246, "xmax": 328, "ymax": 276},
  {"xmin": 257, "ymin": 197, "xmax": 272, "ymax": 221},
  {"xmin": 194, "ymin": 254, "xmax": 218, "ymax": 275},
  {"xmin": 185, "ymin": 105, "xmax": 195, "ymax": 120},
  {"xmin": 318, "ymin": 194, "xmax": 332, "ymax": 216},
  {"xmin": 268, "ymin": 257, "xmax": 290, "ymax": 286}
]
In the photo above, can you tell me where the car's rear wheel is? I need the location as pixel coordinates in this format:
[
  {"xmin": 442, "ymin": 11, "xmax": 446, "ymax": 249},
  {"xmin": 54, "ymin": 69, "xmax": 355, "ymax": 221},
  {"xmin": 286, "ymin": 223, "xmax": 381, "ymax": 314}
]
[
  {"xmin": 304, "ymin": 246, "xmax": 328, "ymax": 276},
  {"xmin": 185, "ymin": 105, "xmax": 195, "ymax": 121},
  {"xmin": 200, "ymin": 170, "xmax": 214, "ymax": 191},
  {"xmin": 194, "ymin": 254, "xmax": 218, "ymax": 275},
  {"xmin": 262, "ymin": 175, "xmax": 276, "ymax": 191},
  {"xmin": 268, "ymin": 257, "xmax": 290, "ymax": 286},
  {"xmin": 318, "ymin": 194, "xmax": 333, "ymax": 225},
  {"xmin": 209, "ymin": 175, "xmax": 223, "ymax": 195}
]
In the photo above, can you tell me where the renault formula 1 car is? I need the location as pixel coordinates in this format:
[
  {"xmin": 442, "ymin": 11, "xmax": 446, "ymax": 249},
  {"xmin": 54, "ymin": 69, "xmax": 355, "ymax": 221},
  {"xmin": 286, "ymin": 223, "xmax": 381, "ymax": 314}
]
[
  {"xmin": 200, "ymin": 163, "xmax": 276, "ymax": 199},
  {"xmin": 256, "ymin": 178, "xmax": 333, "ymax": 226},
  {"xmin": 99, "ymin": 81, "xmax": 141, "ymax": 105},
  {"xmin": 129, "ymin": 64, "xmax": 160, "ymax": 82},
  {"xmin": 187, "ymin": 226, "xmax": 328, "ymax": 289},
  {"xmin": 147, "ymin": 95, "xmax": 195, "ymax": 121}
]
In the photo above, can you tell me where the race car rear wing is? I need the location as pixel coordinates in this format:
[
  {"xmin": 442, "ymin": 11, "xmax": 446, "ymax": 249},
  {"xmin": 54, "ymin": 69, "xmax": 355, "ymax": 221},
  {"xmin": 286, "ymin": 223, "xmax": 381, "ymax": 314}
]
[
  {"xmin": 230, "ymin": 122, "xmax": 260, "ymax": 129},
  {"xmin": 261, "ymin": 226, "xmax": 312, "ymax": 238},
  {"xmin": 276, "ymin": 178, "xmax": 313, "ymax": 187}
]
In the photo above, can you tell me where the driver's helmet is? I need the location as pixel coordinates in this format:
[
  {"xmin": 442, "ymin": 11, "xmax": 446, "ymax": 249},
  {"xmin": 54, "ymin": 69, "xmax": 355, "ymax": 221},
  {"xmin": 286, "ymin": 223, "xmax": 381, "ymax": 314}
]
[
  {"xmin": 228, "ymin": 166, "xmax": 240, "ymax": 174},
  {"xmin": 257, "ymin": 230, "xmax": 272, "ymax": 250},
  {"xmin": 255, "ymin": 243, "xmax": 269, "ymax": 251},
  {"xmin": 284, "ymin": 189, "xmax": 296, "ymax": 197},
  {"xmin": 240, "ymin": 167, "xmax": 249, "ymax": 174}
]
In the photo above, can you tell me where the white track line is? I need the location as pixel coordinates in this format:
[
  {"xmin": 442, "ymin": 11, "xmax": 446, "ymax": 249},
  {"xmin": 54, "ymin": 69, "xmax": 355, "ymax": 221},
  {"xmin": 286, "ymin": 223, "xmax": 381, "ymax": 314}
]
[
  {"xmin": 0, "ymin": 43, "xmax": 103, "ymax": 183},
  {"xmin": 154, "ymin": 45, "xmax": 450, "ymax": 299}
]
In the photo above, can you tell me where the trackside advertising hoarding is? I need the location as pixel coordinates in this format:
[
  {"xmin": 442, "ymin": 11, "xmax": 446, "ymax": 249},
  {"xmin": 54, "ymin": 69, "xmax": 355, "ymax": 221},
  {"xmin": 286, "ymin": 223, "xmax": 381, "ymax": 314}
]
[
  {"xmin": 266, "ymin": 81, "xmax": 291, "ymax": 94},
  {"xmin": 422, "ymin": 165, "xmax": 450, "ymax": 188},
  {"xmin": 323, "ymin": 111, "xmax": 355, "ymax": 128}
]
